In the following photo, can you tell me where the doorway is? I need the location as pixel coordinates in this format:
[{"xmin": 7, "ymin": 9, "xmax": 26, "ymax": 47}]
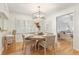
[{"xmin": 56, "ymin": 13, "xmax": 74, "ymax": 55}]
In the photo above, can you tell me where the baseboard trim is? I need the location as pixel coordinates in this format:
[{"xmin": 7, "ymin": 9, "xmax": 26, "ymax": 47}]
[{"xmin": 73, "ymin": 50, "xmax": 79, "ymax": 52}]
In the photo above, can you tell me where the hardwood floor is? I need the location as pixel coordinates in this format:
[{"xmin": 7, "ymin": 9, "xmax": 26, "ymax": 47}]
[
  {"xmin": 2, "ymin": 39, "xmax": 79, "ymax": 55},
  {"xmin": 55, "ymin": 40, "xmax": 73, "ymax": 55}
]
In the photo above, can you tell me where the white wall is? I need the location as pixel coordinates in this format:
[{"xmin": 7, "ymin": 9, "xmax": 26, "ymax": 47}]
[
  {"xmin": 73, "ymin": 6, "xmax": 79, "ymax": 50},
  {"xmin": 46, "ymin": 14, "xmax": 56, "ymax": 35}
]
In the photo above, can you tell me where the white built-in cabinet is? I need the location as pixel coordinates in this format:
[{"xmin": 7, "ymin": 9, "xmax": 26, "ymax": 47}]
[{"xmin": 0, "ymin": 3, "xmax": 9, "ymax": 54}]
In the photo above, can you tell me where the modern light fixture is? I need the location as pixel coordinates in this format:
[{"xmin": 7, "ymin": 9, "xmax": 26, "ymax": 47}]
[
  {"xmin": 32, "ymin": 6, "xmax": 45, "ymax": 23},
  {"xmin": 32, "ymin": 6, "xmax": 45, "ymax": 31}
]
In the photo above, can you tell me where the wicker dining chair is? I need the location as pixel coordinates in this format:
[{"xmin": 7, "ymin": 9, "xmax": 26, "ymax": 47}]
[
  {"xmin": 2, "ymin": 35, "xmax": 15, "ymax": 53},
  {"xmin": 22, "ymin": 35, "xmax": 25, "ymax": 51},
  {"xmin": 22, "ymin": 34, "xmax": 36, "ymax": 54},
  {"xmin": 38, "ymin": 35, "xmax": 55, "ymax": 55}
]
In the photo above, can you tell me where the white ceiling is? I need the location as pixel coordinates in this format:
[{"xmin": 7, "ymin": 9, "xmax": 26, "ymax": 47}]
[{"xmin": 7, "ymin": 3, "xmax": 78, "ymax": 16}]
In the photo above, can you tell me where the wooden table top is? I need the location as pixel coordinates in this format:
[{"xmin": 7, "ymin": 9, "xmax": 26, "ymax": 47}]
[{"xmin": 24, "ymin": 35, "xmax": 46, "ymax": 41}]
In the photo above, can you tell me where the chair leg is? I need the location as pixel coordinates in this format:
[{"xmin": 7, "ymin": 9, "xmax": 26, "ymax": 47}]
[
  {"xmin": 24, "ymin": 46, "xmax": 27, "ymax": 55},
  {"xmin": 51, "ymin": 46, "xmax": 55, "ymax": 55},
  {"xmin": 25, "ymin": 45, "xmax": 32, "ymax": 55},
  {"xmin": 22, "ymin": 43, "xmax": 24, "ymax": 50},
  {"xmin": 44, "ymin": 48, "xmax": 46, "ymax": 55},
  {"xmin": 34, "ymin": 43, "xmax": 36, "ymax": 51},
  {"xmin": 35, "ymin": 41, "xmax": 37, "ymax": 51},
  {"xmin": 53, "ymin": 44, "xmax": 55, "ymax": 55},
  {"xmin": 22, "ymin": 43, "xmax": 25, "ymax": 53},
  {"xmin": 22, "ymin": 43, "xmax": 26, "ymax": 54},
  {"xmin": 23, "ymin": 46, "xmax": 25, "ymax": 54},
  {"xmin": 54, "ymin": 47, "xmax": 55, "ymax": 55},
  {"xmin": 38, "ymin": 44, "xmax": 39, "ymax": 51},
  {"xmin": 31, "ymin": 44, "xmax": 34, "ymax": 54}
]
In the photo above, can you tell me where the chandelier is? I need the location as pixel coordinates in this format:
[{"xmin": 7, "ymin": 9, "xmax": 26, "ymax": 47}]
[
  {"xmin": 32, "ymin": 6, "xmax": 45, "ymax": 31},
  {"xmin": 32, "ymin": 6, "xmax": 45, "ymax": 23}
]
